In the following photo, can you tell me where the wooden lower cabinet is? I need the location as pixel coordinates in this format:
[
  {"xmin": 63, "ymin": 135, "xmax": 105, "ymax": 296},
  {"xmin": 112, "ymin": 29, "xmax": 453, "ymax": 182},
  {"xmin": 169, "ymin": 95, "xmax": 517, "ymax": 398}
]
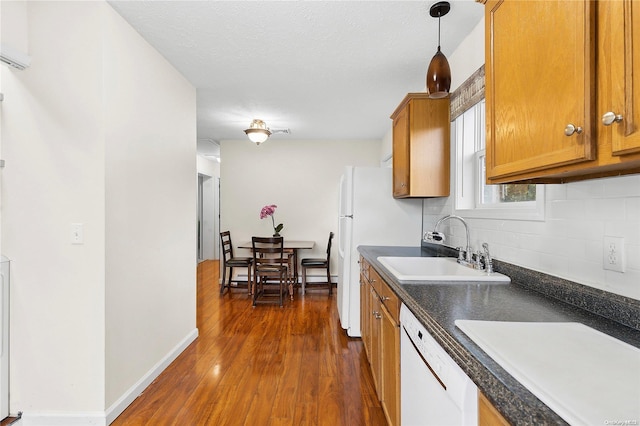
[
  {"xmin": 479, "ymin": 392, "xmax": 510, "ymax": 426},
  {"xmin": 359, "ymin": 256, "xmax": 400, "ymax": 426},
  {"xmin": 360, "ymin": 259, "xmax": 372, "ymax": 360},
  {"xmin": 381, "ymin": 302, "xmax": 400, "ymax": 426},
  {"xmin": 360, "ymin": 256, "xmax": 512, "ymax": 426},
  {"xmin": 370, "ymin": 286, "xmax": 382, "ymax": 396}
]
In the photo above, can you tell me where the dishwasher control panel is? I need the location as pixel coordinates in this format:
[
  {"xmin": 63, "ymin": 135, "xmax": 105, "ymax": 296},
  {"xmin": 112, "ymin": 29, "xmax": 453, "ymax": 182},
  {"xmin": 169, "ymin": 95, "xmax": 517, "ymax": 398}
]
[{"xmin": 402, "ymin": 314, "xmax": 449, "ymax": 385}]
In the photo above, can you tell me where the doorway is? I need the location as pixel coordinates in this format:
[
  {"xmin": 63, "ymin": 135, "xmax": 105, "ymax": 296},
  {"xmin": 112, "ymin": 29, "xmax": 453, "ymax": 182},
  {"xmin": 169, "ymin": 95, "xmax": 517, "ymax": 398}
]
[{"xmin": 197, "ymin": 173, "xmax": 218, "ymax": 262}]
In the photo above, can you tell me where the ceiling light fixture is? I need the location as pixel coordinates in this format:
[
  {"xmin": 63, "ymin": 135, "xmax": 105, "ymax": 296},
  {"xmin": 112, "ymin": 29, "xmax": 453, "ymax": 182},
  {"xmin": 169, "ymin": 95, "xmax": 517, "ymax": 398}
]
[
  {"xmin": 244, "ymin": 119, "xmax": 291, "ymax": 145},
  {"xmin": 244, "ymin": 119, "xmax": 272, "ymax": 145},
  {"xmin": 426, "ymin": 1, "xmax": 451, "ymax": 99}
]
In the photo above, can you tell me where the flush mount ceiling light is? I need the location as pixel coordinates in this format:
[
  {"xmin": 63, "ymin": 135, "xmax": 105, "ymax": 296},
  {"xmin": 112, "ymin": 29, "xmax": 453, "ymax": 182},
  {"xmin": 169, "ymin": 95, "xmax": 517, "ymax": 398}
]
[
  {"xmin": 244, "ymin": 119, "xmax": 291, "ymax": 145},
  {"xmin": 244, "ymin": 119, "xmax": 272, "ymax": 145},
  {"xmin": 426, "ymin": 1, "xmax": 451, "ymax": 99}
]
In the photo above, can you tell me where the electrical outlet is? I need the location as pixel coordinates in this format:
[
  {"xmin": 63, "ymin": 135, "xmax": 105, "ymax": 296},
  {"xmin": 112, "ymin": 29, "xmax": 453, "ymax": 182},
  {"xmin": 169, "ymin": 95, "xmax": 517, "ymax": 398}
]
[{"xmin": 603, "ymin": 236, "xmax": 625, "ymax": 273}]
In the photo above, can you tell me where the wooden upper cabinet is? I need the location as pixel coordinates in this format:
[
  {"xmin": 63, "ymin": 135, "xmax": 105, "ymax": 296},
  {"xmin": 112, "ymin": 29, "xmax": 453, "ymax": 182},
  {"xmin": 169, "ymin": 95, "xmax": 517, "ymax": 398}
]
[
  {"xmin": 391, "ymin": 93, "xmax": 450, "ymax": 197},
  {"xmin": 484, "ymin": 0, "xmax": 640, "ymax": 183},
  {"xmin": 601, "ymin": 0, "xmax": 640, "ymax": 157},
  {"xmin": 392, "ymin": 104, "xmax": 411, "ymax": 197},
  {"xmin": 485, "ymin": 0, "xmax": 596, "ymax": 181}
]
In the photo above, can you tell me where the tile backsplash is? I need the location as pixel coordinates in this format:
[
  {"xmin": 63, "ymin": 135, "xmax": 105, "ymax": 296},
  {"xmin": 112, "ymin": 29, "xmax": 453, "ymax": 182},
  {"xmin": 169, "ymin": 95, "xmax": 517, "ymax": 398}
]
[{"xmin": 423, "ymin": 174, "xmax": 640, "ymax": 300}]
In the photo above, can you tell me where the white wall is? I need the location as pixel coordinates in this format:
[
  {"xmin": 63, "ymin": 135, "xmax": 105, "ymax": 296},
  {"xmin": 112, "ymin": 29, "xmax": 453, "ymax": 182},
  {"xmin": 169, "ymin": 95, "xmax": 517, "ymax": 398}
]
[
  {"xmin": 447, "ymin": 16, "xmax": 485, "ymax": 95},
  {"xmin": 220, "ymin": 138, "xmax": 381, "ymax": 275},
  {"xmin": 380, "ymin": 129, "xmax": 393, "ymax": 168},
  {"xmin": 425, "ymin": 17, "xmax": 640, "ymax": 301},
  {"xmin": 0, "ymin": 1, "xmax": 29, "ymax": 54},
  {"xmin": 1, "ymin": 1, "xmax": 198, "ymax": 421},
  {"xmin": 197, "ymin": 156, "xmax": 220, "ymax": 179},
  {"xmin": 2, "ymin": 1, "xmax": 107, "ymax": 415},
  {"xmin": 102, "ymin": 3, "xmax": 197, "ymax": 411}
]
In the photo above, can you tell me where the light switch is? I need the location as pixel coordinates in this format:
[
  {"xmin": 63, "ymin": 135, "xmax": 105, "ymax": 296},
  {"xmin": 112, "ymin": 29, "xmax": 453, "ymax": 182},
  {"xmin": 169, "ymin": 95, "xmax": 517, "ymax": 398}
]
[{"xmin": 71, "ymin": 223, "xmax": 83, "ymax": 245}]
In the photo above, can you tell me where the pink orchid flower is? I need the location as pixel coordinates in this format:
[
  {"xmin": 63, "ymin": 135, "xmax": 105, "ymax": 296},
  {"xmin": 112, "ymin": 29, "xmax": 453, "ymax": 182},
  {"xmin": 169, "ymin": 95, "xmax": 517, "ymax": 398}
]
[
  {"xmin": 260, "ymin": 204, "xmax": 283, "ymax": 234},
  {"xmin": 260, "ymin": 204, "xmax": 277, "ymax": 219}
]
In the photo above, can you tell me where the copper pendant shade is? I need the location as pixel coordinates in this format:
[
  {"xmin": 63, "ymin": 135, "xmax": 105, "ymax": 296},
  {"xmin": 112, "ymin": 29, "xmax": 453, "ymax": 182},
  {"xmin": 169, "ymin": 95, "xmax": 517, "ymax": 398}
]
[{"xmin": 426, "ymin": 1, "xmax": 451, "ymax": 99}]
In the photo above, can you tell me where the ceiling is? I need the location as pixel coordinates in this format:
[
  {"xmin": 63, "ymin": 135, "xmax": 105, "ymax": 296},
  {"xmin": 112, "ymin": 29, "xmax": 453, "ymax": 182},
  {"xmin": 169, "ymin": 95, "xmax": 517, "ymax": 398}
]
[{"xmin": 107, "ymin": 1, "xmax": 484, "ymax": 158}]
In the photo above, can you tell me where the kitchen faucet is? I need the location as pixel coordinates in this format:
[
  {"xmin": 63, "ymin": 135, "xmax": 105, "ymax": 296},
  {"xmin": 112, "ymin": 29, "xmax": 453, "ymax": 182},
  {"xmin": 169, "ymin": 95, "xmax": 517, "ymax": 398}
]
[{"xmin": 424, "ymin": 215, "xmax": 472, "ymax": 263}]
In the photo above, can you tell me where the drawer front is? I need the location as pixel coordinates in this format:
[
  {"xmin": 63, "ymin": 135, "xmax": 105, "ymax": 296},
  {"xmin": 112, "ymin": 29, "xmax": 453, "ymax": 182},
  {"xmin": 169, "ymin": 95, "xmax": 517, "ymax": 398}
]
[
  {"xmin": 369, "ymin": 267, "xmax": 383, "ymax": 295},
  {"xmin": 378, "ymin": 280, "xmax": 399, "ymax": 323}
]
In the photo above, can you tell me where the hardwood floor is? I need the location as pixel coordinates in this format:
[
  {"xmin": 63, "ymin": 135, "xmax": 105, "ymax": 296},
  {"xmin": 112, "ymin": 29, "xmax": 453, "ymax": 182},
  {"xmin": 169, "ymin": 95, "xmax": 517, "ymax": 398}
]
[
  {"xmin": 112, "ymin": 260, "xmax": 386, "ymax": 425},
  {"xmin": 0, "ymin": 416, "xmax": 19, "ymax": 425}
]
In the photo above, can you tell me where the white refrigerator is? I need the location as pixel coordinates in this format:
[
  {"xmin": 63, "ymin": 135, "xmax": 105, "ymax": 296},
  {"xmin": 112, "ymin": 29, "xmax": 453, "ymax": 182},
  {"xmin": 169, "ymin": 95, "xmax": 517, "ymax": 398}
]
[{"xmin": 337, "ymin": 166, "xmax": 423, "ymax": 337}]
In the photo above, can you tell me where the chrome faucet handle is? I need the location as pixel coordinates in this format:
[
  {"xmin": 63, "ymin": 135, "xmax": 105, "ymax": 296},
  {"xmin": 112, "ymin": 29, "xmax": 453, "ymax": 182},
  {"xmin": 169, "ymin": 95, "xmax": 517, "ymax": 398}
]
[
  {"xmin": 456, "ymin": 247, "xmax": 464, "ymax": 261},
  {"xmin": 482, "ymin": 242, "xmax": 494, "ymax": 274},
  {"xmin": 465, "ymin": 246, "xmax": 473, "ymax": 263}
]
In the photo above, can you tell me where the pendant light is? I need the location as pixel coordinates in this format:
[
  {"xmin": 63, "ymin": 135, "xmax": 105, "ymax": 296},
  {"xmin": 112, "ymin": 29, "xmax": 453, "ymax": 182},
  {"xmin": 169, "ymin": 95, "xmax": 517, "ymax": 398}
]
[
  {"xmin": 244, "ymin": 119, "xmax": 272, "ymax": 145},
  {"xmin": 426, "ymin": 1, "xmax": 451, "ymax": 99}
]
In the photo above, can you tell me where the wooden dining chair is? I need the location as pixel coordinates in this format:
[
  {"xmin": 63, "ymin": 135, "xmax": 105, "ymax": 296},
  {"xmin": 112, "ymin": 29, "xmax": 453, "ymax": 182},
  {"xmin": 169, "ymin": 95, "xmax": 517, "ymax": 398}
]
[
  {"xmin": 219, "ymin": 231, "xmax": 253, "ymax": 295},
  {"xmin": 251, "ymin": 236, "xmax": 292, "ymax": 307},
  {"xmin": 300, "ymin": 232, "xmax": 334, "ymax": 294},
  {"xmin": 283, "ymin": 248, "xmax": 297, "ymax": 289}
]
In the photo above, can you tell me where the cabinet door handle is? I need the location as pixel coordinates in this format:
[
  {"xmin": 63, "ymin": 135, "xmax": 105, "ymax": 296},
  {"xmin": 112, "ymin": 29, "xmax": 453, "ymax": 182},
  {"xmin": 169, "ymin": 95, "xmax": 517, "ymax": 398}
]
[
  {"xmin": 602, "ymin": 111, "xmax": 624, "ymax": 126},
  {"xmin": 381, "ymin": 296, "xmax": 390, "ymax": 302},
  {"xmin": 373, "ymin": 311, "xmax": 382, "ymax": 319},
  {"xmin": 564, "ymin": 124, "xmax": 583, "ymax": 136}
]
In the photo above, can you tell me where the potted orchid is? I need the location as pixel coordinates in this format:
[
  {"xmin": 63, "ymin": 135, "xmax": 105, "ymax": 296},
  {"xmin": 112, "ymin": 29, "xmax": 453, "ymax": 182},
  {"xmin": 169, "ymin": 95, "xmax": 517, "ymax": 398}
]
[{"xmin": 260, "ymin": 204, "xmax": 284, "ymax": 237}]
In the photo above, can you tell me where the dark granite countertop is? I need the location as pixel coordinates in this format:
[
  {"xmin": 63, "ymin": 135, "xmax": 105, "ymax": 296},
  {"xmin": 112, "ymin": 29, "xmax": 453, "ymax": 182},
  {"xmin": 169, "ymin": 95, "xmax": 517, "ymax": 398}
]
[{"xmin": 358, "ymin": 244, "xmax": 640, "ymax": 425}]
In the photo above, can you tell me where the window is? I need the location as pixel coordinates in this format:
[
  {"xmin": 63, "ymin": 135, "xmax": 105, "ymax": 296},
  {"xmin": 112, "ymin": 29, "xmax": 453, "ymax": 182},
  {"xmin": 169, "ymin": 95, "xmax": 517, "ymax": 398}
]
[{"xmin": 454, "ymin": 100, "xmax": 544, "ymax": 220}]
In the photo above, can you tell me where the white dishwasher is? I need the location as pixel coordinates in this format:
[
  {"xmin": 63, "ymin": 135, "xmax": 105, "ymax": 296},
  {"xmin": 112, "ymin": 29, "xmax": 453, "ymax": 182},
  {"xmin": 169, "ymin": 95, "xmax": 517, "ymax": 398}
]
[{"xmin": 400, "ymin": 304, "xmax": 478, "ymax": 426}]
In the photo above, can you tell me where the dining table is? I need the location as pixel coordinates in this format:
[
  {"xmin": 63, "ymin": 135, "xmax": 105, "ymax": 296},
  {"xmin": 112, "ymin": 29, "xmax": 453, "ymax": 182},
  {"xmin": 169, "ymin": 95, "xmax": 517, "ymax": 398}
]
[{"xmin": 237, "ymin": 239, "xmax": 315, "ymax": 284}]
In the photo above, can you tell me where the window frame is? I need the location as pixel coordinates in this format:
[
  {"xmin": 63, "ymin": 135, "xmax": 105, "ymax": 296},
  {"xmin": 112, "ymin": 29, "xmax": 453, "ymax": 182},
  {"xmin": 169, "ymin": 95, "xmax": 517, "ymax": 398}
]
[{"xmin": 453, "ymin": 100, "xmax": 545, "ymax": 221}]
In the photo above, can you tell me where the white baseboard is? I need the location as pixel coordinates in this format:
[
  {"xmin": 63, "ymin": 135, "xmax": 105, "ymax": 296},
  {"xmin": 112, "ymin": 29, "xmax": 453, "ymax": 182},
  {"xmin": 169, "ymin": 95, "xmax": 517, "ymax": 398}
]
[
  {"xmin": 17, "ymin": 411, "xmax": 105, "ymax": 426},
  {"xmin": 299, "ymin": 274, "xmax": 337, "ymax": 283},
  {"xmin": 231, "ymin": 273, "xmax": 336, "ymax": 284},
  {"xmin": 105, "ymin": 328, "xmax": 199, "ymax": 424},
  {"xmin": 17, "ymin": 328, "xmax": 199, "ymax": 426}
]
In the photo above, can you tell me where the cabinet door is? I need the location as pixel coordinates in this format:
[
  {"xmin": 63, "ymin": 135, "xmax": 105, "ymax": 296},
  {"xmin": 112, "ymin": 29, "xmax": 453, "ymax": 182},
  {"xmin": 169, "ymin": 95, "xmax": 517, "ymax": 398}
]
[
  {"xmin": 360, "ymin": 277, "xmax": 371, "ymax": 358},
  {"xmin": 408, "ymin": 98, "xmax": 450, "ymax": 196},
  {"xmin": 485, "ymin": 0, "xmax": 596, "ymax": 180},
  {"xmin": 602, "ymin": 0, "xmax": 640, "ymax": 156},
  {"xmin": 370, "ymin": 287, "xmax": 382, "ymax": 398},
  {"xmin": 381, "ymin": 304, "xmax": 400, "ymax": 426},
  {"xmin": 392, "ymin": 104, "xmax": 410, "ymax": 197},
  {"xmin": 478, "ymin": 392, "xmax": 509, "ymax": 426}
]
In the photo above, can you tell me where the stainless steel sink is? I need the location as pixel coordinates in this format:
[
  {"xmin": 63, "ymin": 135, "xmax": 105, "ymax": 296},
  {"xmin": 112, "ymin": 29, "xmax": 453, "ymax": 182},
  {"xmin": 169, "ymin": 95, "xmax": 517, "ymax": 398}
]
[{"xmin": 376, "ymin": 256, "xmax": 510, "ymax": 283}]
